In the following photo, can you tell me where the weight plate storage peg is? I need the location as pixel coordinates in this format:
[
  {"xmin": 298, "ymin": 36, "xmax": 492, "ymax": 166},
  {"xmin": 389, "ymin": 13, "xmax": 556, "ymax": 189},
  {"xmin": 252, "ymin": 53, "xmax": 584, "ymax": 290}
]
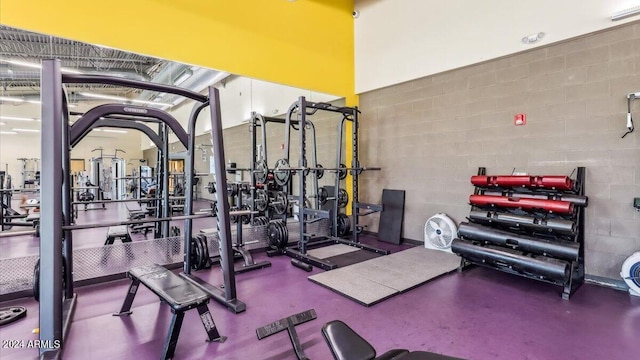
[
  {"xmin": 337, "ymin": 188, "xmax": 349, "ymax": 208},
  {"xmin": 273, "ymin": 158, "xmax": 292, "ymax": 187},
  {"xmin": 0, "ymin": 307, "xmax": 27, "ymax": 326}
]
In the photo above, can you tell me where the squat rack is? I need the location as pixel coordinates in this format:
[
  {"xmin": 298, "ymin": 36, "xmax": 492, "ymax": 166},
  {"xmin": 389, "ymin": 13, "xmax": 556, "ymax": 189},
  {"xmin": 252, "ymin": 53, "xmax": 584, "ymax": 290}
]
[
  {"xmin": 282, "ymin": 97, "xmax": 387, "ymax": 271},
  {"xmin": 39, "ymin": 59, "xmax": 239, "ymax": 359}
]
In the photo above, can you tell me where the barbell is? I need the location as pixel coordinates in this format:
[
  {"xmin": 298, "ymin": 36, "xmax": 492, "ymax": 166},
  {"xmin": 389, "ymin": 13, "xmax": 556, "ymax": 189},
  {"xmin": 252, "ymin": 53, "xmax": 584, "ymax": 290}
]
[
  {"xmin": 271, "ymin": 158, "xmax": 380, "ymax": 186},
  {"xmin": 317, "ymin": 188, "xmax": 349, "ymax": 208},
  {"xmin": 61, "ymin": 211, "xmax": 251, "ymax": 231}
]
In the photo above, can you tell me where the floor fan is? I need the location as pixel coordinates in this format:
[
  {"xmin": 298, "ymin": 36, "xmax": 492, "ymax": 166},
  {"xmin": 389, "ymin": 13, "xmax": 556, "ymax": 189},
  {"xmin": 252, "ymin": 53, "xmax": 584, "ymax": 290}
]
[{"xmin": 424, "ymin": 213, "xmax": 458, "ymax": 253}]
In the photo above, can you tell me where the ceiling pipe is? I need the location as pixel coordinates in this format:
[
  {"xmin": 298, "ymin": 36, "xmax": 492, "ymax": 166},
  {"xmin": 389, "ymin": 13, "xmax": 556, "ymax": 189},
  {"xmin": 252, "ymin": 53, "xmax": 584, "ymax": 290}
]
[{"xmin": 0, "ymin": 66, "xmax": 151, "ymax": 82}]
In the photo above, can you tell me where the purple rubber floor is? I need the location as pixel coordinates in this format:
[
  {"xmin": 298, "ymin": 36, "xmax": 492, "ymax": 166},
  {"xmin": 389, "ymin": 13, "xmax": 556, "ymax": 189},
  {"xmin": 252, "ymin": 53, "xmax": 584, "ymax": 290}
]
[{"xmin": 0, "ymin": 201, "xmax": 638, "ymax": 359}]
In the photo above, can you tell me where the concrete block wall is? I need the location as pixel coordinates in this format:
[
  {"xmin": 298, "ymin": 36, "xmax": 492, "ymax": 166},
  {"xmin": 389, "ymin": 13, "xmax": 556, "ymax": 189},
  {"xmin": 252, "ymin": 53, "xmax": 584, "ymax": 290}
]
[{"xmin": 358, "ymin": 23, "xmax": 640, "ymax": 279}]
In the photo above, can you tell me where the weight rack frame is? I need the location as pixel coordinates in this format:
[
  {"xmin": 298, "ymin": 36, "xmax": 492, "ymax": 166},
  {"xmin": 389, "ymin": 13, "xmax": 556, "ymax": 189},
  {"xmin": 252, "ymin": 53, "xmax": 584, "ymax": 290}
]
[
  {"xmin": 458, "ymin": 166, "xmax": 586, "ymax": 300},
  {"xmin": 282, "ymin": 97, "xmax": 388, "ymax": 271}
]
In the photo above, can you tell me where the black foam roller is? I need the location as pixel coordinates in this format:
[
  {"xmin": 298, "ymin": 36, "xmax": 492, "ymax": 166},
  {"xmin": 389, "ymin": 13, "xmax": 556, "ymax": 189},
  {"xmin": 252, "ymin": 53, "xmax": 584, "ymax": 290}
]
[
  {"xmin": 451, "ymin": 238, "xmax": 570, "ymax": 282},
  {"xmin": 458, "ymin": 222, "xmax": 579, "ymax": 261}
]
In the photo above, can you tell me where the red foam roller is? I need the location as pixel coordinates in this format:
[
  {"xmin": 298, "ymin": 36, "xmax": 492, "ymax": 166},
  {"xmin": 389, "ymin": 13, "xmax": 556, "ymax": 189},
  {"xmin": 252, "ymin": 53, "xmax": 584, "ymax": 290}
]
[
  {"xmin": 536, "ymin": 176, "xmax": 573, "ymax": 190},
  {"xmin": 495, "ymin": 176, "xmax": 533, "ymax": 187},
  {"xmin": 471, "ymin": 175, "xmax": 573, "ymax": 190},
  {"xmin": 469, "ymin": 195, "xmax": 574, "ymax": 214}
]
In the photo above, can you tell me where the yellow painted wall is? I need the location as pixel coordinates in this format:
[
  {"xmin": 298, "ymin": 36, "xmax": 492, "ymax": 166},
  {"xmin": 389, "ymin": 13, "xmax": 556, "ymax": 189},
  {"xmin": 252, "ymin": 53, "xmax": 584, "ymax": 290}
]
[{"xmin": 0, "ymin": 0, "xmax": 354, "ymax": 97}]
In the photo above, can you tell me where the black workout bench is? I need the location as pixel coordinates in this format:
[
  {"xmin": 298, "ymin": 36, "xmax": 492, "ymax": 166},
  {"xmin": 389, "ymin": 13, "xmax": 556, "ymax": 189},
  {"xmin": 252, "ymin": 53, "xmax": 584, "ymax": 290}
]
[
  {"xmin": 114, "ymin": 264, "xmax": 226, "ymax": 360},
  {"xmin": 322, "ymin": 320, "xmax": 464, "ymax": 360}
]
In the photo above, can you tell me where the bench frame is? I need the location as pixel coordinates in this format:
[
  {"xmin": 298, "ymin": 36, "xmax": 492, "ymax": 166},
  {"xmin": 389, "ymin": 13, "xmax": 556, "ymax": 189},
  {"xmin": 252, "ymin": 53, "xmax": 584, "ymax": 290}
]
[{"xmin": 114, "ymin": 266, "xmax": 226, "ymax": 360}]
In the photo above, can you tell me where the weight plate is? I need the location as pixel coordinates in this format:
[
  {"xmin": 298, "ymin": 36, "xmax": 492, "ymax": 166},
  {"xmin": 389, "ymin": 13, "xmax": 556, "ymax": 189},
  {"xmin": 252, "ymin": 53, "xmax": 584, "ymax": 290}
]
[
  {"xmin": 272, "ymin": 191, "xmax": 289, "ymax": 215},
  {"xmin": 33, "ymin": 259, "xmax": 40, "ymax": 302},
  {"xmin": 338, "ymin": 163, "xmax": 347, "ymax": 180},
  {"xmin": 255, "ymin": 189, "xmax": 269, "ymax": 212},
  {"xmin": 0, "ymin": 307, "xmax": 27, "ymax": 326},
  {"xmin": 273, "ymin": 158, "xmax": 291, "ymax": 187},
  {"xmin": 197, "ymin": 234, "xmax": 210, "ymax": 269},
  {"xmin": 190, "ymin": 237, "xmax": 200, "ymax": 269},
  {"xmin": 33, "ymin": 256, "xmax": 67, "ymax": 302},
  {"xmin": 318, "ymin": 187, "xmax": 328, "ymax": 206},
  {"xmin": 253, "ymin": 216, "xmax": 268, "ymax": 226},
  {"xmin": 206, "ymin": 182, "xmax": 216, "ymax": 194},
  {"xmin": 315, "ymin": 164, "xmax": 324, "ymax": 179},
  {"xmin": 267, "ymin": 222, "xmax": 280, "ymax": 248},
  {"xmin": 337, "ymin": 188, "xmax": 349, "ymax": 208},
  {"xmin": 241, "ymin": 205, "xmax": 251, "ymax": 225},
  {"xmin": 337, "ymin": 213, "xmax": 350, "ymax": 236},
  {"xmin": 254, "ymin": 160, "xmax": 268, "ymax": 184}
]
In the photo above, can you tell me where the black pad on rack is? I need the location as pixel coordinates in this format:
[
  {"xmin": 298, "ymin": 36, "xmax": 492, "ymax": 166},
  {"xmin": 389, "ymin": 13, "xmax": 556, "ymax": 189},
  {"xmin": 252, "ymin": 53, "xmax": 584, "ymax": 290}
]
[{"xmin": 378, "ymin": 189, "xmax": 405, "ymax": 244}]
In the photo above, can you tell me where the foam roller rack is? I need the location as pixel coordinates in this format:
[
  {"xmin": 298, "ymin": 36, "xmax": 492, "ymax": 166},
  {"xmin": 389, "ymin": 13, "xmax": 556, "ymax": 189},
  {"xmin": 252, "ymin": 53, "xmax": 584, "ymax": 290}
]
[{"xmin": 453, "ymin": 167, "xmax": 587, "ymax": 300}]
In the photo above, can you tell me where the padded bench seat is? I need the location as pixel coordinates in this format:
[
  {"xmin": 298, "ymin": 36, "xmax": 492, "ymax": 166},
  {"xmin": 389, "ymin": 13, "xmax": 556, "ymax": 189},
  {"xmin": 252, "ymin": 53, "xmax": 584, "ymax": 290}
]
[
  {"xmin": 322, "ymin": 320, "xmax": 464, "ymax": 360},
  {"xmin": 115, "ymin": 264, "xmax": 226, "ymax": 359}
]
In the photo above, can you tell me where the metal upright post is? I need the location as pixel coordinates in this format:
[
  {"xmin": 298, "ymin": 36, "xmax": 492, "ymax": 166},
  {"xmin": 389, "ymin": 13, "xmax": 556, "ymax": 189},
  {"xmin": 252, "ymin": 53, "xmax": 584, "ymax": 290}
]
[
  {"xmin": 61, "ymin": 94, "xmax": 74, "ymax": 298},
  {"xmin": 208, "ymin": 87, "xmax": 237, "ymax": 301},
  {"xmin": 40, "ymin": 59, "xmax": 63, "ymax": 357},
  {"xmin": 161, "ymin": 123, "xmax": 170, "ymax": 238},
  {"xmin": 184, "ymin": 102, "xmax": 209, "ymax": 273},
  {"xmin": 333, "ymin": 119, "xmax": 346, "ymax": 237},
  {"xmin": 298, "ymin": 97, "xmax": 307, "ymax": 254},
  {"xmin": 351, "ymin": 109, "xmax": 359, "ymax": 243}
]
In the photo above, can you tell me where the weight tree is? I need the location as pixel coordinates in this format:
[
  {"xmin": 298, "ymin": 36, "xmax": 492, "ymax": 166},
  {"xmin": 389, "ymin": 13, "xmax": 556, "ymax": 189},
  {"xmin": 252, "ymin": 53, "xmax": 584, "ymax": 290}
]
[{"xmin": 39, "ymin": 59, "xmax": 239, "ymax": 358}]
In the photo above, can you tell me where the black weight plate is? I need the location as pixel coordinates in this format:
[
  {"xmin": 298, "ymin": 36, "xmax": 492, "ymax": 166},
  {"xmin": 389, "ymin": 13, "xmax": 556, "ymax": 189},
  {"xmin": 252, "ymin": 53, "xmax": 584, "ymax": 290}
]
[
  {"xmin": 206, "ymin": 182, "xmax": 216, "ymax": 194},
  {"xmin": 242, "ymin": 205, "xmax": 251, "ymax": 225},
  {"xmin": 337, "ymin": 213, "xmax": 350, "ymax": 236},
  {"xmin": 33, "ymin": 256, "xmax": 67, "ymax": 302},
  {"xmin": 337, "ymin": 188, "xmax": 349, "ymax": 208},
  {"xmin": 267, "ymin": 222, "xmax": 279, "ymax": 248},
  {"xmin": 318, "ymin": 187, "xmax": 328, "ymax": 206},
  {"xmin": 255, "ymin": 189, "xmax": 268, "ymax": 212},
  {"xmin": 190, "ymin": 238, "xmax": 199, "ymax": 269},
  {"xmin": 338, "ymin": 164, "xmax": 347, "ymax": 180},
  {"xmin": 255, "ymin": 160, "xmax": 268, "ymax": 184},
  {"xmin": 273, "ymin": 158, "xmax": 291, "ymax": 187},
  {"xmin": 33, "ymin": 259, "xmax": 40, "ymax": 302},
  {"xmin": 278, "ymin": 221, "xmax": 288, "ymax": 249},
  {"xmin": 272, "ymin": 191, "xmax": 288, "ymax": 215},
  {"xmin": 0, "ymin": 307, "xmax": 27, "ymax": 326},
  {"xmin": 197, "ymin": 234, "xmax": 210, "ymax": 269},
  {"xmin": 315, "ymin": 164, "xmax": 324, "ymax": 179}
]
